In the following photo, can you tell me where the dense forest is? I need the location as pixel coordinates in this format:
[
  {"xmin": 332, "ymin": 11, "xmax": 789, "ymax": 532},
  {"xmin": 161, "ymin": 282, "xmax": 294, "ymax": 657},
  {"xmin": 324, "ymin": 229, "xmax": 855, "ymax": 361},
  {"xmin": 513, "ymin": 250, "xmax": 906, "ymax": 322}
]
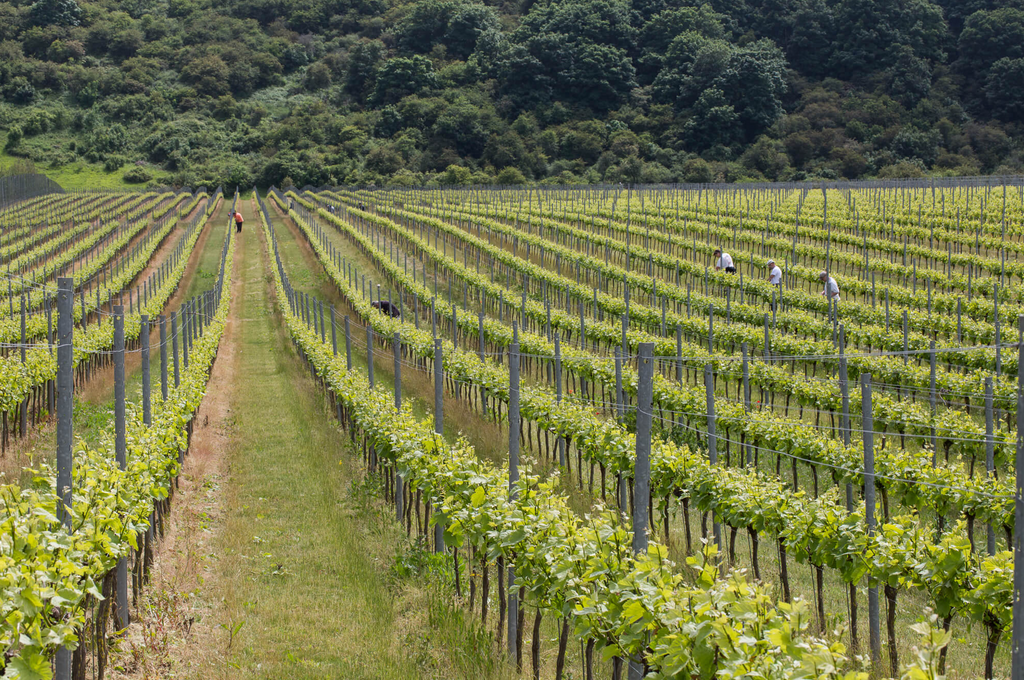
[{"xmin": 1, "ymin": 0, "xmax": 1023, "ymax": 187}]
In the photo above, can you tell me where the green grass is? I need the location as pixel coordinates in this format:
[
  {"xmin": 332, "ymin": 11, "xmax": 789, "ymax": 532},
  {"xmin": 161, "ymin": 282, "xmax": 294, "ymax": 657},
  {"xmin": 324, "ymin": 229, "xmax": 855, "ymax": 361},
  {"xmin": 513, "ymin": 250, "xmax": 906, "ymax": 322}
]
[
  {"xmin": 0, "ymin": 152, "xmax": 172, "ymax": 191},
  {"xmin": 182, "ymin": 202, "xmax": 231, "ymax": 301},
  {"xmin": 197, "ymin": 223, "xmax": 510, "ymax": 680}
]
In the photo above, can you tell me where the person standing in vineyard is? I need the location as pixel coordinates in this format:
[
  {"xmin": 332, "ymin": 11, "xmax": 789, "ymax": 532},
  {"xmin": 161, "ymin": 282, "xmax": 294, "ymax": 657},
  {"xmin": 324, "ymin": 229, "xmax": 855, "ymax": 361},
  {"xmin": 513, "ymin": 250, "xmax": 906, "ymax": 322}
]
[
  {"xmin": 767, "ymin": 259, "xmax": 782, "ymax": 287},
  {"xmin": 819, "ymin": 271, "xmax": 840, "ymax": 302},
  {"xmin": 234, "ymin": 210, "xmax": 244, "ymax": 233},
  {"xmin": 714, "ymin": 249, "xmax": 736, "ymax": 273}
]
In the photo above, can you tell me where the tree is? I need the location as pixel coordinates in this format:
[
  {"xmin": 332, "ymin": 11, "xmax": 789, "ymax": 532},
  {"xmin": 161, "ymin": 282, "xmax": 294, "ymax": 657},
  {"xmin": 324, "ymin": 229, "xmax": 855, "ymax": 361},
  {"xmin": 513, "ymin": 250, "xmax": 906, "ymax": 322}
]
[
  {"xmin": 516, "ymin": 0, "xmax": 637, "ymax": 51},
  {"xmin": 496, "ymin": 166, "xmax": 527, "ymax": 184},
  {"xmin": 371, "ymin": 56, "xmax": 439, "ymax": 106},
  {"xmin": 445, "ymin": 4, "xmax": 500, "ymax": 59},
  {"xmin": 493, "ymin": 43, "xmax": 555, "ymax": 113},
  {"xmin": 829, "ymin": 0, "xmax": 946, "ymax": 77},
  {"xmin": 773, "ymin": 0, "xmax": 835, "ymax": 78},
  {"xmin": 957, "ymin": 5, "xmax": 1024, "ymax": 110},
  {"xmin": 365, "ymin": 146, "xmax": 404, "ymax": 174},
  {"xmin": 397, "ymin": 0, "xmax": 497, "ymax": 59},
  {"xmin": 346, "ymin": 40, "xmax": 386, "ymax": 102},
  {"xmin": 30, "ymin": 0, "xmax": 81, "ymax": 26},
  {"xmin": 637, "ymin": 5, "xmax": 727, "ymax": 81},
  {"xmin": 397, "ymin": 0, "xmax": 454, "ymax": 54},
  {"xmin": 654, "ymin": 35, "xmax": 787, "ymax": 142},
  {"xmin": 439, "ymin": 164, "xmax": 472, "ymax": 184},
  {"xmin": 682, "ymin": 88, "xmax": 742, "ymax": 150},
  {"xmin": 493, "ymin": 33, "xmax": 635, "ymax": 113},
  {"xmin": 890, "ymin": 127, "xmax": 941, "ymax": 166},
  {"xmin": 5, "ymin": 126, "xmax": 22, "ymax": 152},
  {"xmin": 304, "ymin": 62, "xmax": 332, "ymax": 90},
  {"xmin": 958, "ymin": 8, "xmax": 1024, "ymax": 74},
  {"xmin": 888, "ymin": 45, "xmax": 931, "ymax": 107},
  {"xmin": 483, "ymin": 130, "xmax": 527, "ymax": 168},
  {"xmin": 432, "ymin": 98, "xmax": 489, "ymax": 156},
  {"xmin": 564, "ymin": 42, "xmax": 636, "ymax": 111},
  {"xmin": 740, "ymin": 136, "xmax": 788, "ymax": 179},
  {"xmin": 728, "ymin": 40, "xmax": 788, "ymax": 138},
  {"xmin": 986, "ymin": 57, "xmax": 1024, "ymax": 122},
  {"xmin": 182, "ymin": 55, "xmax": 231, "ymax": 97},
  {"xmin": 680, "ymin": 157, "xmax": 713, "ymax": 182},
  {"xmin": 123, "ymin": 166, "xmax": 153, "ymax": 183}
]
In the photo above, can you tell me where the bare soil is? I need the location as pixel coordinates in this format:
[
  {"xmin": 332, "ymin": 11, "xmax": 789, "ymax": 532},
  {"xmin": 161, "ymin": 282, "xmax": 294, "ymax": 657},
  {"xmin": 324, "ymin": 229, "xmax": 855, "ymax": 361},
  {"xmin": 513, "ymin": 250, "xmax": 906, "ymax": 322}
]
[{"xmin": 107, "ymin": 202, "xmax": 243, "ymax": 679}]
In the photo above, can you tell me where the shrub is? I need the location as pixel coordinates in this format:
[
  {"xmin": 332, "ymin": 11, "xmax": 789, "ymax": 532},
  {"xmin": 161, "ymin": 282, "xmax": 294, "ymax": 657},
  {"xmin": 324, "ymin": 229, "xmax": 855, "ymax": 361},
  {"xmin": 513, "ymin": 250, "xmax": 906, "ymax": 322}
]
[
  {"xmin": 680, "ymin": 157, "xmax": 713, "ymax": 183},
  {"xmin": 496, "ymin": 166, "xmax": 527, "ymax": 184},
  {"xmin": 123, "ymin": 166, "xmax": 153, "ymax": 183},
  {"xmin": 103, "ymin": 155, "xmax": 127, "ymax": 172}
]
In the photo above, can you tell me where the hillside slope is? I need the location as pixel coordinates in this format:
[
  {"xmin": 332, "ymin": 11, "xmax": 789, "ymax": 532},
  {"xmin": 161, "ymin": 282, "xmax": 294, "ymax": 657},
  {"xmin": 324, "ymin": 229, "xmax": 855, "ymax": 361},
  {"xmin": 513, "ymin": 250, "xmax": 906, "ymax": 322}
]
[{"xmin": 3, "ymin": 0, "xmax": 1023, "ymax": 187}]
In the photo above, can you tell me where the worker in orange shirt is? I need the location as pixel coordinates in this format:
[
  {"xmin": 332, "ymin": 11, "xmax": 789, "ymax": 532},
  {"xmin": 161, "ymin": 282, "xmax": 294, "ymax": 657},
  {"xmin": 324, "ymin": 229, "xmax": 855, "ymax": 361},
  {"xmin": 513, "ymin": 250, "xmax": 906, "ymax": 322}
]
[{"xmin": 234, "ymin": 210, "xmax": 244, "ymax": 233}]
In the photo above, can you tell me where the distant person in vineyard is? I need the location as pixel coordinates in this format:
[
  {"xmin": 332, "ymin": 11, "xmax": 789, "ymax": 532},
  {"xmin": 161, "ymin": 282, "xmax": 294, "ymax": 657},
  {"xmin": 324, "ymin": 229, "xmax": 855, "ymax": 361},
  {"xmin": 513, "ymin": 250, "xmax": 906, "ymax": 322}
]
[
  {"xmin": 767, "ymin": 259, "xmax": 782, "ymax": 287},
  {"xmin": 714, "ymin": 249, "xmax": 736, "ymax": 273},
  {"xmin": 819, "ymin": 271, "xmax": 840, "ymax": 303},
  {"xmin": 371, "ymin": 300, "xmax": 400, "ymax": 318},
  {"xmin": 234, "ymin": 210, "xmax": 244, "ymax": 233}
]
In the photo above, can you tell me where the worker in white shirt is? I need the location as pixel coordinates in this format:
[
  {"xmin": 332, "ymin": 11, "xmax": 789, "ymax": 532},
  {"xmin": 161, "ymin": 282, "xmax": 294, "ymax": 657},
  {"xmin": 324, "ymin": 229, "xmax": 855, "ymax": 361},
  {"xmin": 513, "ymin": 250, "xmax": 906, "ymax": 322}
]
[
  {"xmin": 819, "ymin": 271, "xmax": 840, "ymax": 301},
  {"xmin": 767, "ymin": 259, "xmax": 782, "ymax": 286},
  {"xmin": 714, "ymin": 249, "xmax": 736, "ymax": 273}
]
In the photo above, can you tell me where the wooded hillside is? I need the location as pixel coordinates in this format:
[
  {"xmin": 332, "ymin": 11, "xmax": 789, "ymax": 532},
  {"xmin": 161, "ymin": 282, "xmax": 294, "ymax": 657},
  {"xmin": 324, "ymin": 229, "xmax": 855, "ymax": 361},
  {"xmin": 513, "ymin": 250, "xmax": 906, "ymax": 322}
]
[{"xmin": 3, "ymin": 0, "xmax": 1022, "ymax": 187}]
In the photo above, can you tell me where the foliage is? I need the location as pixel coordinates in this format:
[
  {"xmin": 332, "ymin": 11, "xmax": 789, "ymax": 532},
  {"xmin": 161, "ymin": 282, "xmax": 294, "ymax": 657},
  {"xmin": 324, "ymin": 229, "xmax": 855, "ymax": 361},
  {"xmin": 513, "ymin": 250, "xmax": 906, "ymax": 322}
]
[
  {"xmin": 0, "ymin": 0, "xmax": 1017, "ymax": 185},
  {"xmin": 122, "ymin": 164, "xmax": 152, "ymax": 183}
]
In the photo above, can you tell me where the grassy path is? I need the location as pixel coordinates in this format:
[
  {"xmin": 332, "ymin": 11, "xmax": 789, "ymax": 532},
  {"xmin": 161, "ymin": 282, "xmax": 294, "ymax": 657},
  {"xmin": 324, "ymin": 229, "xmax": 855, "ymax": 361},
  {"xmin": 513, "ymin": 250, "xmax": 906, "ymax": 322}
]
[{"xmin": 143, "ymin": 210, "xmax": 506, "ymax": 680}]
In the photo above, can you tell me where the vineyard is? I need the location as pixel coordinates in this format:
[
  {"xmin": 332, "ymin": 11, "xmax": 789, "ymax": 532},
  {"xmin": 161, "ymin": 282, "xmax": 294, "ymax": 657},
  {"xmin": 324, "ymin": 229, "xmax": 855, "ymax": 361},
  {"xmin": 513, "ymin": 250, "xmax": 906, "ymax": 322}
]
[{"xmin": 1, "ymin": 177, "xmax": 1023, "ymax": 680}]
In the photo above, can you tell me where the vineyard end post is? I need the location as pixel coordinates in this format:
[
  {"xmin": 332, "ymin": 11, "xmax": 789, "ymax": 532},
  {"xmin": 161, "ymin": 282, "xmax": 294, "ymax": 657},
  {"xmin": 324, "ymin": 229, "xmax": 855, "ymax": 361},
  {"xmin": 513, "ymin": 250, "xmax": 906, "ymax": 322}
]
[
  {"xmin": 171, "ymin": 311, "xmax": 180, "ymax": 388},
  {"xmin": 394, "ymin": 332, "xmax": 403, "ymax": 522},
  {"xmin": 508, "ymin": 325, "xmax": 520, "ymax": 664},
  {"xmin": 344, "ymin": 316, "xmax": 352, "ymax": 370},
  {"xmin": 554, "ymin": 332, "xmax": 565, "ymax": 467},
  {"xmin": 862, "ymin": 373, "xmax": 881, "ymax": 669},
  {"xmin": 114, "ymin": 306, "xmax": 130, "ymax": 629},
  {"xmin": 433, "ymin": 338, "xmax": 445, "ymax": 553},
  {"xmin": 367, "ymin": 326, "xmax": 374, "ymax": 388},
  {"xmin": 628, "ymin": 347, "xmax": 653, "ymax": 680},
  {"xmin": 330, "ymin": 305, "xmax": 337, "ymax": 357},
  {"xmin": 160, "ymin": 315, "xmax": 168, "ymax": 401}
]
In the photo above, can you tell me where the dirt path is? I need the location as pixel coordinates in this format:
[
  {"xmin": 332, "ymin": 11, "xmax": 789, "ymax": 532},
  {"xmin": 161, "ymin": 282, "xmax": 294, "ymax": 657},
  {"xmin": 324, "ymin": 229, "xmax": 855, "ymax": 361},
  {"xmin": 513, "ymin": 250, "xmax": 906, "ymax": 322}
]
[{"xmin": 109, "ymin": 201, "xmax": 243, "ymax": 679}]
